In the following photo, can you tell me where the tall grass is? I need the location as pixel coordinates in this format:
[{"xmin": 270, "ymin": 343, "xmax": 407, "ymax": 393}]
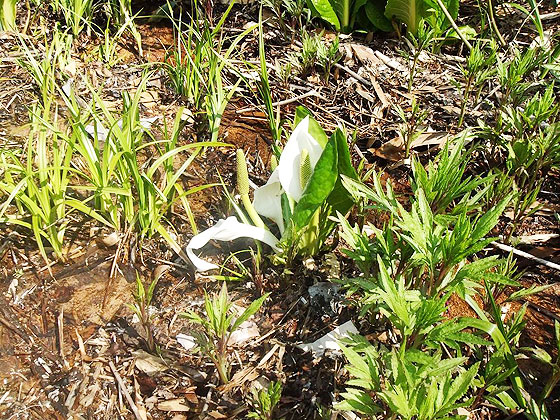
[
  {"xmin": 0, "ymin": 100, "xmax": 109, "ymax": 266},
  {"xmin": 61, "ymin": 73, "xmax": 229, "ymax": 257}
]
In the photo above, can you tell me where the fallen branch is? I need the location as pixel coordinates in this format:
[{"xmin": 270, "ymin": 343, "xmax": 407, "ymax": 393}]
[
  {"xmin": 108, "ymin": 360, "xmax": 144, "ymax": 420},
  {"xmin": 491, "ymin": 241, "xmax": 560, "ymax": 272},
  {"xmin": 334, "ymin": 63, "xmax": 372, "ymax": 87},
  {"xmin": 236, "ymin": 90, "xmax": 319, "ymax": 114}
]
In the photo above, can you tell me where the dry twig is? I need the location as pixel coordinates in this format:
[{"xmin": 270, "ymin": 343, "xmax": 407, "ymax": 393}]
[
  {"xmin": 492, "ymin": 241, "xmax": 560, "ymax": 272},
  {"xmin": 108, "ymin": 360, "xmax": 144, "ymax": 420}
]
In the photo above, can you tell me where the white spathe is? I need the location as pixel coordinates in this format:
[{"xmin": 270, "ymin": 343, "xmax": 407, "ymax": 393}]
[
  {"xmin": 185, "ymin": 117, "xmax": 324, "ymax": 271},
  {"xmin": 277, "ymin": 116, "xmax": 323, "ymax": 202},
  {"xmin": 186, "ymin": 216, "xmax": 280, "ymax": 272},
  {"xmin": 253, "ymin": 168, "xmax": 285, "ymax": 234},
  {"xmin": 253, "ymin": 116, "xmax": 323, "ymax": 233}
]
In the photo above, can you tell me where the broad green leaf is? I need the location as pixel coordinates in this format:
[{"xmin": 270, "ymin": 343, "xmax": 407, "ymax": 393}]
[
  {"xmin": 0, "ymin": 0, "xmax": 17, "ymax": 31},
  {"xmin": 290, "ymin": 135, "xmax": 338, "ymax": 232},
  {"xmin": 364, "ymin": 1, "xmax": 394, "ymax": 31},
  {"xmin": 325, "ymin": 129, "xmax": 358, "ymax": 214},
  {"xmin": 385, "ymin": 0, "xmax": 426, "ymax": 34},
  {"xmin": 306, "ymin": 0, "xmax": 341, "ymax": 30},
  {"xmin": 331, "ymin": 0, "xmax": 351, "ymax": 30}
]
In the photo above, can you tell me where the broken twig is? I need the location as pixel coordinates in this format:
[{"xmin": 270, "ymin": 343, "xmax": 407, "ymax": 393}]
[
  {"xmin": 492, "ymin": 241, "xmax": 560, "ymax": 272},
  {"xmin": 236, "ymin": 90, "xmax": 319, "ymax": 114},
  {"xmin": 108, "ymin": 360, "xmax": 144, "ymax": 420}
]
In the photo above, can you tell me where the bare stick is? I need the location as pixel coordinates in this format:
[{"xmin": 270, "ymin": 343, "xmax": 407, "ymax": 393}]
[
  {"xmin": 334, "ymin": 63, "xmax": 372, "ymax": 87},
  {"xmin": 435, "ymin": 0, "xmax": 473, "ymax": 51},
  {"xmin": 57, "ymin": 310, "xmax": 66, "ymax": 361},
  {"xmin": 491, "ymin": 241, "xmax": 560, "ymax": 272},
  {"xmin": 108, "ymin": 360, "xmax": 144, "ymax": 420},
  {"xmin": 236, "ymin": 90, "xmax": 319, "ymax": 114}
]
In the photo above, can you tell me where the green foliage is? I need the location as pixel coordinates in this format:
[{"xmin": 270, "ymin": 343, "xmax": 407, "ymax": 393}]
[
  {"xmin": 278, "ymin": 120, "xmax": 358, "ymax": 262},
  {"xmin": 162, "ymin": 3, "xmax": 252, "ymax": 140},
  {"xmin": 100, "ymin": 0, "xmax": 142, "ymax": 56},
  {"xmin": 162, "ymin": 8, "xmax": 208, "ymax": 110},
  {"xmin": 256, "ymin": 11, "xmax": 283, "ymax": 152},
  {"xmin": 292, "ymin": 31, "xmax": 341, "ymax": 81},
  {"xmin": 337, "ymin": 333, "xmax": 480, "ymax": 419},
  {"xmin": 262, "ymin": 0, "xmax": 310, "ymax": 34},
  {"xmin": 162, "ymin": 3, "xmax": 238, "ymax": 104},
  {"xmin": 307, "ymin": 0, "xmax": 459, "ymax": 34},
  {"xmin": 248, "ymin": 381, "xmax": 283, "ymax": 420},
  {"xmin": 410, "ymin": 133, "xmax": 492, "ymax": 215},
  {"xmin": 394, "ymin": 98, "xmax": 428, "ymax": 151},
  {"xmin": 16, "ymin": 32, "xmax": 73, "ymax": 106},
  {"xmin": 183, "ymin": 283, "xmax": 269, "ymax": 384},
  {"xmin": 464, "ymin": 287, "xmax": 546, "ymax": 419},
  {"xmin": 306, "ymin": 0, "xmax": 391, "ymax": 33},
  {"xmin": 333, "ymin": 134, "xmax": 547, "ymax": 416},
  {"xmin": 53, "ymin": 0, "xmax": 94, "ymax": 37},
  {"xmin": 496, "ymin": 47, "xmax": 549, "ymax": 110},
  {"xmin": 60, "ymin": 74, "xmax": 225, "ymax": 256},
  {"xmin": 0, "ymin": 0, "xmax": 17, "ymax": 31},
  {"xmin": 94, "ymin": 7, "xmax": 139, "ymax": 67},
  {"xmin": 128, "ymin": 272, "xmax": 162, "ymax": 353},
  {"xmin": 385, "ymin": 0, "xmax": 427, "ymax": 34},
  {"xmin": 522, "ymin": 321, "xmax": 560, "ymax": 406},
  {"xmin": 483, "ymin": 46, "xmax": 560, "ymax": 241},
  {"xmin": 458, "ymin": 41, "xmax": 498, "ymax": 127},
  {"xmin": 341, "ymin": 141, "xmax": 509, "ymax": 297},
  {"xmin": 0, "ymin": 102, "xmax": 107, "ymax": 266}
]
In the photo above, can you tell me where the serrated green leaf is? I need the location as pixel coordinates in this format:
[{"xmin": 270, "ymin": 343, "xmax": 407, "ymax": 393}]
[{"xmin": 471, "ymin": 196, "xmax": 510, "ymax": 241}]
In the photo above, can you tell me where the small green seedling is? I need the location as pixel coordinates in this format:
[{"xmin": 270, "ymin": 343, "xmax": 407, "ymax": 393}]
[
  {"xmin": 248, "ymin": 380, "xmax": 283, "ymax": 420},
  {"xmin": 183, "ymin": 283, "xmax": 269, "ymax": 384},
  {"xmin": 128, "ymin": 272, "xmax": 161, "ymax": 353}
]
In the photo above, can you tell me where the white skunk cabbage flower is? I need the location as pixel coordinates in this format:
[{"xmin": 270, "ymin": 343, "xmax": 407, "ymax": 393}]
[
  {"xmin": 277, "ymin": 116, "xmax": 323, "ymax": 201},
  {"xmin": 186, "ymin": 217, "xmax": 280, "ymax": 272},
  {"xmin": 253, "ymin": 168, "xmax": 285, "ymax": 233},
  {"xmin": 186, "ymin": 116, "xmax": 322, "ymax": 271},
  {"xmin": 253, "ymin": 116, "xmax": 323, "ymax": 234}
]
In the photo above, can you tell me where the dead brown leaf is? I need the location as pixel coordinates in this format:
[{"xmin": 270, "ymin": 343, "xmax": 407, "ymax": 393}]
[
  {"xmin": 157, "ymin": 398, "xmax": 191, "ymax": 412},
  {"xmin": 372, "ymin": 131, "xmax": 450, "ymax": 161}
]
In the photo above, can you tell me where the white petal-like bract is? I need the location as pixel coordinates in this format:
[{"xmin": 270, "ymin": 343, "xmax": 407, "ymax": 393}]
[
  {"xmin": 253, "ymin": 169, "xmax": 285, "ymax": 234},
  {"xmin": 186, "ymin": 216, "xmax": 280, "ymax": 272},
  {"xmin": 277, "ymin": 116, "xmax": 324, "ymax": 202}
]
